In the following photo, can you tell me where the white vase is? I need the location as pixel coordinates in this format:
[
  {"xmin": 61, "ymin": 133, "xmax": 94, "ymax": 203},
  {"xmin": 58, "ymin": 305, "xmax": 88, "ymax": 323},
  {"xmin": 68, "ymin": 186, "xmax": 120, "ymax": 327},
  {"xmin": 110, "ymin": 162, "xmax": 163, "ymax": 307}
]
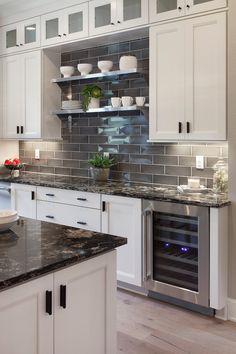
[
  {"xmin": 119, "ymin": 56, "xmax": 138, "ymax": 71},
  {"xmin": 88, "ymin": 98, "xmax": 100, "ymax": 109}
]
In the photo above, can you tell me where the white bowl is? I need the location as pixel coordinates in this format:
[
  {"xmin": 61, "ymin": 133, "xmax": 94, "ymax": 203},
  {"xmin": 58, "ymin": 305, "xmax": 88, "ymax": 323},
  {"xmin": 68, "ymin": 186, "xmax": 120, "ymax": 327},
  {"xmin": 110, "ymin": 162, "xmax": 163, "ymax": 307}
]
[
  {"xmin": 0, "ymin": 210, "xmax": 18, "ymax": 224},
  {"xmin": 98, "ymin": 60, "xmax": 113, "ymax": 73},
  {"xmin": 77, "ymin": 63, "xmax": 93, "ymax": 76},
  {"xmin": 62, "ymin": 100, "xmax": 81, "ymax": 110},
  {"xmin": 60, "ymin": 66, "xmax": 75, "ymax": 78}
]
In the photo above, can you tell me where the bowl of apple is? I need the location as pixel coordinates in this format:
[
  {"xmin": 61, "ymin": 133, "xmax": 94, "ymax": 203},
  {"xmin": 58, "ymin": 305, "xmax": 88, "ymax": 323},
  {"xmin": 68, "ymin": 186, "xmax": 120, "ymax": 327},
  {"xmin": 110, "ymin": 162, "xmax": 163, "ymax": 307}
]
[{"xmin": 4, "ymin": 158, "xmax": 24, "ymax": 177}]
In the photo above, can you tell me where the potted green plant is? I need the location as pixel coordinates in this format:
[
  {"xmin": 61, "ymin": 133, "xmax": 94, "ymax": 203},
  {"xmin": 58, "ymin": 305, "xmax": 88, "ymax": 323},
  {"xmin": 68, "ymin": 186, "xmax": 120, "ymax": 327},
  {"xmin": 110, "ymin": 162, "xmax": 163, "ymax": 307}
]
[
  {"xmin": 81, "ymin": 85, "xmax": 103, "ymax": 112},
  {"xmin": 88, "ymin": 154, "xmax": 115, "ymax": 181}
]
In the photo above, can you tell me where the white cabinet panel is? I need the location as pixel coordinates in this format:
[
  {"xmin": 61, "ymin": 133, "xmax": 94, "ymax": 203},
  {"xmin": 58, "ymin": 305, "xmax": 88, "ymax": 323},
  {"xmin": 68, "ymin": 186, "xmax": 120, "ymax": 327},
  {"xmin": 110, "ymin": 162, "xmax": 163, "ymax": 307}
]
[
  {"xmin": 41, "ymin": 10, "xmax": 64, "ymax": 46},
  {"xmin": 37, "ymin": 200, "xmax": 101, "ymax": 232},
  {"xmin": 185, "ymin": 12, "xmax": 226, "ymax": 140},
  {"xmin": 150, "ymin": 0, "xmax": 185, "ymax": 22},
  {"xmin": 54, "ymin": 252, "xmax": 117, "ymax": 354},
  {"xmin": 11, "ymin": 183, "xmax": 37, "ymax": 219},
  {"xmin": 102, "ymin": 195, "xmax": 142, "ymax": 286},
  {"xmin": 187, "ymin": 0, "xmax": 227, "ymax": 15},
  {"xmin": 117, "ymin": 0, "xmax": 148, "ymax": 30},
  {"xmin": 89, "ymin": 0, "xmax": 117, "ymax": 36},
  {"xmin": 0, "ymin": 274, "xmax": 53, "ymax": 354},
  {"xmin": 149, "ymin": 21, "xmax": 185, "ymax": 141}
]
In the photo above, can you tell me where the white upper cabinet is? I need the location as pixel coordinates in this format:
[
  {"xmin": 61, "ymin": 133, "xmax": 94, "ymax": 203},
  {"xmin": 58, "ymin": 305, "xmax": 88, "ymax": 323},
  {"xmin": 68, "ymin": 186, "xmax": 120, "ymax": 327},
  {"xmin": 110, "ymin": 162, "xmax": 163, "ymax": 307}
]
[
  {"xmin": 89, "ymin": 0, "xmax": 148, "ymax": 36},
  {"xmin": 149, "ymin": 0, "xmax": 227, "ymax": 23},
  {"xmin": 149, "ymin": 12, "xmax": 226, "ymax": 141},
  {"xmin": 0, "ymin": 17, "xmax": 40, "ymax": 55},
  {"xmin": 41, "ymin": 3, "xmax": 88, "ymax": 46}
]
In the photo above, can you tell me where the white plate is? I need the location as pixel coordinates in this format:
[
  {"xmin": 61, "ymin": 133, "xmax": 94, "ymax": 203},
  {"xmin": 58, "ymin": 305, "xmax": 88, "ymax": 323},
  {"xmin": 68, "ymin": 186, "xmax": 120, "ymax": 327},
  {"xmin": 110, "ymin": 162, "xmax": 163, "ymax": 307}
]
[
  {"xmin": 179, "ymin": 185, "xmax": 208, "ymax": 193},
  {"xmin": 0, "ymin": 210, "xmax": 18, "ymax": 224},
  {"xmin": 0, "ymin": 217, "xmax": 19, "ymax": 233}
]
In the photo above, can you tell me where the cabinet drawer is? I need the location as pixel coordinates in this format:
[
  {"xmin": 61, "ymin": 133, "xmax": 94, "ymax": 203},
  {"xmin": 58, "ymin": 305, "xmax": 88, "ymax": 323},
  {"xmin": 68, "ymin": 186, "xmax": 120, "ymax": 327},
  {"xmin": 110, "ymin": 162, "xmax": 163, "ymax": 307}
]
[
  {"xmin": 37, "ymin": 201, "xmax": 101, "ymax": 232},
  {"xmin": 37, "ymin": 187, "xmax": 101, "ymax": 209}
]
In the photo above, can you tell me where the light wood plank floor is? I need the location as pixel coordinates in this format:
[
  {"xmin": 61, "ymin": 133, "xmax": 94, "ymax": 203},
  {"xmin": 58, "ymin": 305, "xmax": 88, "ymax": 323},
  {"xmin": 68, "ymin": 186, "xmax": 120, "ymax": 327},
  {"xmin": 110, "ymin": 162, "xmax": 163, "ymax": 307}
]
[{"xmin": 117, "ymin": 289, "xmax": 236, "ymax": 354}]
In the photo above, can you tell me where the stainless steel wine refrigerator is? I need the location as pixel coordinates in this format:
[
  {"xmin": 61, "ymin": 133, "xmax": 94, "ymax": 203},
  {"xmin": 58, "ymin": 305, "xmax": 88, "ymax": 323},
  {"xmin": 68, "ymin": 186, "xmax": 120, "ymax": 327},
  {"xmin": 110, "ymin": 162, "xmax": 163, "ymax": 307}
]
[{"xmin": 142, "ymin": 200, "xmax": 210, "ymax": 307}]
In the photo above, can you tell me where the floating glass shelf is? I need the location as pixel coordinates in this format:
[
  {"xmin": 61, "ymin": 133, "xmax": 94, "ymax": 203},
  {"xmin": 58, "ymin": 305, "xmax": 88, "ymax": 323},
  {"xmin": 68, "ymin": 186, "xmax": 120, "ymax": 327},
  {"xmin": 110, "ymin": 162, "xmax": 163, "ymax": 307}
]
[
  {"xmin": 51, "ymin": 68, "xmax": 148, "ymax": 84},
  {"xmin": 52, "ymin": 105, "xmax": 149, "ymax": 115}
]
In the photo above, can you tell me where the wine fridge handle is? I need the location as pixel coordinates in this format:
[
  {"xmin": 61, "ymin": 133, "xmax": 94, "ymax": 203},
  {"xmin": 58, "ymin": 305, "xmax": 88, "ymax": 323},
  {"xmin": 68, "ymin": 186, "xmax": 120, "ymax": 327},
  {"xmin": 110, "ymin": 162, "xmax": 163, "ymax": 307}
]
[{"xmin": 143, "ymin": 209, "xmax": 152, "ymax": 282}]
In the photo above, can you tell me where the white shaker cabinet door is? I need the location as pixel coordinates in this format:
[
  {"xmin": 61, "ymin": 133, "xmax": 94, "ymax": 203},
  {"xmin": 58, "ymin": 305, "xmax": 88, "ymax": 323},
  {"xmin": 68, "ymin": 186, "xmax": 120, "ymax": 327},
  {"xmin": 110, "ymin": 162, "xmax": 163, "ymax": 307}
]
[
  {"xmin": 11, "ymin": 183, "xmax": 37, "ymax": 219},
  {"xmin": 149, "ymin": 0, "xmax": 185, "ymax": 23},
  {"xmin": 0, "ymin": 274, "xmax": 53, "ymax": 354},
  {"xmin": 185, "ymin": 12, "xmax": 226, "ymax": 140},
  {"xmin": 149, "ymin": 21, "xmax": 185, "ymax": 141},
  {"xmin": 117, "ymin": 0, "xmax": 149, "ymax": 30},
  {"xmin": 62, "ymin": 3, "xmax": 89, "ymax": 42},
  {"xmin": 89, "ymin": 0, "xmax": 117, "ymax": 36},
  {"xmin": 101, "ymin": 194, "xmax": 142, "ymax": 286},
  {"xmin": 54, "ymin": 252, "xmax": 117, "ymax": 354},
  {"xmin": 186, "ymin": 0, "xmax": 226, "ymax": 15}
]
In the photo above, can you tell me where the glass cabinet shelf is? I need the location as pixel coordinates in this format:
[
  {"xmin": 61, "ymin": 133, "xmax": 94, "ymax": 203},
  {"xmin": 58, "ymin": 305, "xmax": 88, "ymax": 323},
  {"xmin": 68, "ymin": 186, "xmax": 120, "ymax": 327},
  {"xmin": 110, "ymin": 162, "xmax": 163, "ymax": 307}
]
[
  {"xmin": 51, "ymin": 68, "xmax": 148, "ymax": 84},
  {"xmin": 52, "ymin": 105, "xmax": 149, "ymax": 116}
]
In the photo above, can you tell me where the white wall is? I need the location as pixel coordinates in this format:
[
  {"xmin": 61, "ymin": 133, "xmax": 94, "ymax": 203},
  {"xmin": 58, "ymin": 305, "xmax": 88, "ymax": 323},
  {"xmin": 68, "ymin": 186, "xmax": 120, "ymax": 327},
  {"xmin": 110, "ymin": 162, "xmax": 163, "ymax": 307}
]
[{"xmin": 0, "ymin": 141, "xmax": 19, "ymax": 162}]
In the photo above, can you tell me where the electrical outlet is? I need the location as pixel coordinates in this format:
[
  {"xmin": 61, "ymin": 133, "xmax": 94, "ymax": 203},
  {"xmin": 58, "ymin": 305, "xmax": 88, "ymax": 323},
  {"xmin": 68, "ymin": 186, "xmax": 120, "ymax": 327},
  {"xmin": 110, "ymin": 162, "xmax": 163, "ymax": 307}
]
[
  {"xmin": 196, "ymin": 156, "xmax": 204, "ymax": 169},
  {"xmin": 35, "ymin": 149, "xmax": 40, "ymax": 160},
  {"xmin": 103, "ymin": 152, "xmax": 109, "ymax": 158}
]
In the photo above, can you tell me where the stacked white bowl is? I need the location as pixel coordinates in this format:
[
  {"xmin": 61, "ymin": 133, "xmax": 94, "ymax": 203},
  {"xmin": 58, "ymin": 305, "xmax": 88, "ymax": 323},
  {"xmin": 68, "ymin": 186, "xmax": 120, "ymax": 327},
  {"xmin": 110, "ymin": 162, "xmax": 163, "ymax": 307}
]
[
  {"xmin": 0, "ymin": 210, "xmax": 18, "ymax": 232},
  {"xmin": 62, "ymin": 100, "xmax": 81, "ymax": 110}
]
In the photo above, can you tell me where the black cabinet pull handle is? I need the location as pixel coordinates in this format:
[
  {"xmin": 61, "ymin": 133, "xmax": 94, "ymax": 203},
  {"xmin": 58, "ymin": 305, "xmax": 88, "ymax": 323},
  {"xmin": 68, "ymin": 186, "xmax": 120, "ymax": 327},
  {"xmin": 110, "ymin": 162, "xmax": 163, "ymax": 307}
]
[
  {"xmin": 31, "ymin": 191, "xmax": 35, "ymax": 200},
  {"xmin": 102, "ymin": 201, "xmax": 106, "ymax": 212},
  {"xmin": 17, "ymin": 126, "xmax": 20, "ymax": 134},
  {"xmin": 21, "ymin": 126, "xmax": 24, "ymax": 134},
  {"xmin": 46, "ymin": 215, "xmax": 55, "ymax": 219},
  {"xmin": 46, "ymin": 193, "xmax": 55, "ymax": 197},
  {"xmin": 77, "ymin": 197, "xmax": 87, "ymax": 201},
  {"xmin": 77, "ymin": 221, "xmax": 87, "ymax": 225},
  {"xmin": 60, "ymin": 285, "xmax": 66, "ymax": 309},
  {"xmin": 46, "ymin": 290, "xmax": 52, "ymax": 315},
  {"xmin": 178, "ymin": 122, "xmax": 182, "ymax": 134},
  {"xmin": 187, "ymin": 121, "xmax": 190, "ymax": 134},
  {"xmin": 178, "ymin": 6, "xmax": 182, "ymax": 10}
]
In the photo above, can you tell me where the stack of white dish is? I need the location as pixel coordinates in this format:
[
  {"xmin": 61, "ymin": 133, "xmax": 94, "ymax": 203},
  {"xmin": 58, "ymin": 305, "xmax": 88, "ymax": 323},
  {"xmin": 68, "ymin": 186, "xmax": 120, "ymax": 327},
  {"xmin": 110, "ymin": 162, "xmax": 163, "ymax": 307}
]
[
  {"xmin": 0, "ymin": 210, "xmax": 18, "ymax": 232},
  {"xmin": 62, "ymin": 100, "xmax": 81, "ymax": 110}
]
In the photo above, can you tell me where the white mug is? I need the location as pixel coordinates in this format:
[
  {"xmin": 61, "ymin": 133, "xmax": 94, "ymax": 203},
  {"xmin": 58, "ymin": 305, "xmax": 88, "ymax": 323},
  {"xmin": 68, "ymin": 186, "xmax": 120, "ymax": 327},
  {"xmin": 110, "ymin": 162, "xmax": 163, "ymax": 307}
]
[
  {"xmin": 135, "ymin": 97, "xmax": 146, "ymax": 106},
  {"xmin": 111, "ymin": 97, "xmax": 122, "ymax": 108},
  {"xmin": 122, "ymin": 96, "xmax": 133, "ymax": 107}
]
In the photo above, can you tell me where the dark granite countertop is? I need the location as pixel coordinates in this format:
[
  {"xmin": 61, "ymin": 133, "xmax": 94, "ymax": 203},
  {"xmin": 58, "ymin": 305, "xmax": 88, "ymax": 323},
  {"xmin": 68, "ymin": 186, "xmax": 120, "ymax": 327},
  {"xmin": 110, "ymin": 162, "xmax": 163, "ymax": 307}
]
[
  {"xmin": 0, "ymin": 174, "xmax": 230, "ymax": 208},
  {"xmin": 0, "ymin": 218, "xmax": 127, "ymax": 292}
]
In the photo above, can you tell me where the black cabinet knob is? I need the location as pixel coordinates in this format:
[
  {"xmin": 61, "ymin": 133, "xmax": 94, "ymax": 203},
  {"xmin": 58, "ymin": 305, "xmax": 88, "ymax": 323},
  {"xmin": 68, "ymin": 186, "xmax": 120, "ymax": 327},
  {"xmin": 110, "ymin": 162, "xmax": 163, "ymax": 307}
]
[
  {"xmin": 117, "ymin": 20, "xmax": 121, "ymax": 24},
  {"xmin": 186, "ymin": 4, "xmax": 190, "ymax": 8},
  {"xmin": 178, "ymin": 6, "xmax": 182, "ymax": 10},
  {"xmin": 110, "ymin": 22, "xmax": 115, "ymax": 25},
  {"xmin": 58, "ymin": 34, "xmax": 62, "ymax": 37},
  {"xmin": 63, "ymin": 33, "xmax": 67, "ymax": 36}
]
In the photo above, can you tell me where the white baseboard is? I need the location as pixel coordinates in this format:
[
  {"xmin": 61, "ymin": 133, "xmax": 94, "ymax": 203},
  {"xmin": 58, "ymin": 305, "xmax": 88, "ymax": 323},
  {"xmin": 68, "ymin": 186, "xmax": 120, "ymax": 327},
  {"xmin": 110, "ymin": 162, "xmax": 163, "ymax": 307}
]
[{"xmin": 215, "ymin": 298, "xmax": 236, "ymax": 322}]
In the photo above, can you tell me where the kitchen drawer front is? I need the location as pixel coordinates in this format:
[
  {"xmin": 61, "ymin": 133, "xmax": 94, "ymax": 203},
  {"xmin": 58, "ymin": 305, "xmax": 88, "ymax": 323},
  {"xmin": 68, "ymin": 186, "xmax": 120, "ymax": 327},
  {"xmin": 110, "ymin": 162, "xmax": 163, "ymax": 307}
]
[
  {"xmin": 37, "ymin": 201, "xmax": 101, "ymax": 232},
  {"xmin": 37, "ymin": 187, "xmax": 101, "ymax": 209}
]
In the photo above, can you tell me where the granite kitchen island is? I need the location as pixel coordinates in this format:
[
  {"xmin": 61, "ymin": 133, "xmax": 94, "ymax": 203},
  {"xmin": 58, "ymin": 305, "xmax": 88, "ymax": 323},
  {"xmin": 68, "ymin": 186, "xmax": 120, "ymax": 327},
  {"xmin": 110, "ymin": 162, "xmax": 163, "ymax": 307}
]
[{"xmin": 0, "ymin": 218, "xmax": 127, "ymax": 354}]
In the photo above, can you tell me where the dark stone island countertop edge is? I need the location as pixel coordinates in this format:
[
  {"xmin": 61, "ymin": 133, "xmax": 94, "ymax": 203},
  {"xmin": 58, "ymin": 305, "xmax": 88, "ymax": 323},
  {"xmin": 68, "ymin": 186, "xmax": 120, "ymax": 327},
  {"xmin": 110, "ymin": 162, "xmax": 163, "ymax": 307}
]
[
  {"xmin": 0, "ymin": 175, "xmax": 230, "ymax": 208},
  {"xmin": 0, "ymin": 246, "xmax": 126, "ymax": 293}
]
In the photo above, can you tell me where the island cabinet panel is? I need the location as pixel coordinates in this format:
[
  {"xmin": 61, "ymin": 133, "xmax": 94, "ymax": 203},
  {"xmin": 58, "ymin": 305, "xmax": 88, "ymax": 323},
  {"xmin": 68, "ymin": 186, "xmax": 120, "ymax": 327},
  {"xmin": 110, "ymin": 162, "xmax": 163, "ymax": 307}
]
[
  {"xmin": 54, "ymin": 251, "xmax": 117, "ymax": 354},
  {"xmin": 0, "ymin": 274, "xmax": 53, "ymax": 354},
  {"xmin": 101, "ymin": 195, "xmax": 142, "ymax": 286},
  {"xmin": 11, "ymin": 183, "xmax": 37, "ymax": 219}
]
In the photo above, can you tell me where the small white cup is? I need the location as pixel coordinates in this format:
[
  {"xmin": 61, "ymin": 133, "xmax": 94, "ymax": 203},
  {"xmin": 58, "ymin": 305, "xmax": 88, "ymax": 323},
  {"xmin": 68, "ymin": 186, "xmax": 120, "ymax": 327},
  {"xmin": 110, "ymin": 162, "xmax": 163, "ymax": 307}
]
[
  {"xmin": 135, "ymin": 97, "xmax": 146, "ymax": 106},
  {"xmin": 122, "ymin": 96, "xmax": 133, "ymax": 107},
  {"xmin": 111, "ymin": 97, "xmax": 122, "ymax": 108}
]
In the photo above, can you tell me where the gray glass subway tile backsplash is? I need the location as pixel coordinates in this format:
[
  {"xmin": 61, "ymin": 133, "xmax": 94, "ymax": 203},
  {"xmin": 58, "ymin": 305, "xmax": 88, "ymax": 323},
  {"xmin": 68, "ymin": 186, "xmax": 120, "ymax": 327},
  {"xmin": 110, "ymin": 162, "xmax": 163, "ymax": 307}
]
[{"xmin": 19, "ymin": 38, "xmax": 228, "ymax": 186}]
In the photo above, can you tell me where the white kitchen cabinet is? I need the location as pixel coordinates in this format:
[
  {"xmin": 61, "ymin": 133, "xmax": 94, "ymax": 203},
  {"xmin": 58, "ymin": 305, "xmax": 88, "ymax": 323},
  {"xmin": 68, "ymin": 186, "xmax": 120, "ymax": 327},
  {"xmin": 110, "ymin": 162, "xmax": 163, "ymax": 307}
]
[
  {"xmin": 0, "ymin": 17, "xmax": 40, "ymax": 55},
  {"xmin": 149, "ymin": 12, "xmax": 226, "ymax": 141},
  {"xmin": 0, "ymin": 58, "xmax": 3, "ymax": 137},
  {"xmin": 2, "ymin": 50, "xmax": 61, "ymax": 140},
  {"xmin": 89, "ymin": 0, "xmax": 148, "ymax": 36},
  {"xmin": 0, "ymin": 274, "xmax": 53, "ymax": 354},
  {"xmin": 54, "ymin": 251, "xmax": 117, "ymax": 354},
  {"xmin": 101, "ymin": 195, "xmax": 142, "ymax": 286},
  {"xmin": 41, "ymin": 3, "xmax": 88, "ymax": 46},
  {"xmin": 11, "ymin": 183, "xmax": 37, "ymax": 219},
  {"xmin": 149, "ymin": 0, "xmax": 226, "ymax": 23}
]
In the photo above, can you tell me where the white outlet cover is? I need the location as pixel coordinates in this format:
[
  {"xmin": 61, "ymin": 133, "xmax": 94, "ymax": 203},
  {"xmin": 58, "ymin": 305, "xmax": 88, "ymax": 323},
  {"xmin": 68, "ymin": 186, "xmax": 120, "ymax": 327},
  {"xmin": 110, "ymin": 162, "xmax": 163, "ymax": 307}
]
[
  {"xmin": 35, "ymin": 149, "xmax": 40, "ymax": 160},
  {"xmin": 196, "ymin": 156, "xmax": 204, "ymax": 169}
]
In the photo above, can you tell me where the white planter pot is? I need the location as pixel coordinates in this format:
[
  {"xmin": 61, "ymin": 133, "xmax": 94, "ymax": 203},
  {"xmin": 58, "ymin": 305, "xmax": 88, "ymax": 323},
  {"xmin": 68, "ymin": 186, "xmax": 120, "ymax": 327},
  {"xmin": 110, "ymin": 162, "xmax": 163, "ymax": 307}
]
[
  {"xmin": 119, "ymin": 56, "xmax": 138, "ymax": 71},
  {"xmin": 88, "ymin": 98, "xmax": 100, "ymax": 109}
]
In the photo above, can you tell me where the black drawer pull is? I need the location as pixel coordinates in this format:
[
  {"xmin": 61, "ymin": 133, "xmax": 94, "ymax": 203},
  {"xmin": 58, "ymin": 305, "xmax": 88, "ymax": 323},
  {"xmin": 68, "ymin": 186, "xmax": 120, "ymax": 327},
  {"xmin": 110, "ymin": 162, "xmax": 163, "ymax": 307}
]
[
  {"xmin": 178, "ymin": 122, "xmax": 182, "ymax": 134},
  {"xmin": 60, "ymin": 285, "xmax": 67, "ymax": 309},
  {"xmin": 77, "ymin": 221, "xmax": 87, "ymax": 225},
  {"xmin": 17, "ymin": 126, "xmax": 20, "ymax": 134},
  {"xmin": 46, "ymin": 215, "xmax": 54, "ymax": 219},
  {"xmin": 46, "ymin": 290, "xmax": 52, "ymax": 315},
  {"xmin": 31, "ymin": 191, "xmax": 35, "ymax": 200},
  {"xmin": 187, "ymin": 121, "xmax": 190, "ymax": 134},
  {"xmin": 21, "ymin": 126, "xmax": 24, "ymax": 134},
  {"xmin": 77, "ymin": 197, "xmax": 87, "ymax": 201},
  {"xmin": 46, "ymin": 194, "xmax": 55, "ymax": 197},
  {"xmin": 102, "ymin": 201, "xmax": 106, "ymax": 212}
]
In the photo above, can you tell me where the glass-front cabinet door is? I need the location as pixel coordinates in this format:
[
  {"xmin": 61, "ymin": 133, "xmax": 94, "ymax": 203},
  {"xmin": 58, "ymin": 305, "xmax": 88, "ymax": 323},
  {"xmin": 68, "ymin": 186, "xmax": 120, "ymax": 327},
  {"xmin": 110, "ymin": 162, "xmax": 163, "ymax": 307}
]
[
  {"xmin": 89, "ymin": 0, "xmax": 117, "ymax": 36},
  {"xmin": 117, "ymin": 0, "xmax": 148, "ymax": 29},
  {"xmin": 63, "ymin": 3, "xmax": 89, "ymax": 41},
  {"xmin": 150, "ymin": 0, "xmax": 185, "ymax": 22},
  {"xmin": 187, "ymin": 0, "xmax": 226, "ymax": 14},
  {"xmin": 41, "ymin": 10, "xmax": 64, "ymax": 46},
  {"xmin": 21, "ymin": 17, "xmax": 40, "ymax": 50}
]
